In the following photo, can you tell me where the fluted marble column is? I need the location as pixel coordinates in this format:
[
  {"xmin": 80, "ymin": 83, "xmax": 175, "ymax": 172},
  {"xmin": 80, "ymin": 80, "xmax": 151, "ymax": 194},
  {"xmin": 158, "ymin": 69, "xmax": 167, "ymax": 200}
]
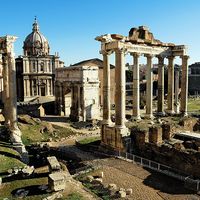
[
  {"xmin": 167, "ymin": 56, "xmax": 175, "ymax": 113},
  {"xmin": 131, "ymin": 53, "xmax": 141, "ymax": 120},
  {"xmin": 115, "ymin": 48, "xmax": 126, "ymax": 128},
  {"xmin": 101, "ymin": 50, "xmax": 112, "ymax": 125},
  {"xmin": 145, "ymin": 54, "xmax": 153, "ymax": 119},
  {"xmin": 180, "ymin": 55, "xmax": 189, "ymax": 116},
  {"xmin": 157, "ymin": 56, "xmax": 165, "ymax": 115}
]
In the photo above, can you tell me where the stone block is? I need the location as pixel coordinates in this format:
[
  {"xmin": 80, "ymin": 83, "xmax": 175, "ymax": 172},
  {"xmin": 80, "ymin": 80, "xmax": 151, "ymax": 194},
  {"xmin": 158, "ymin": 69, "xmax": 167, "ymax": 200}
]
[
  {"xmin": 118, "ymin": 190, "xmax": 126, "ymax": 198},
  {"xmin": 162, "ymin": 123, "xmax": 173, "ymax": 140},
  {"xmin": 108, "ymin": 183, "xmax": 117, "ymax": 191},
  {"xmin": 47, "ymin": 156, "xmax": 61, "ymax": 173},
  {"xmin": 149, "ymin": 126, "xmax": 162, "ymax": 144},
  {"xmin": 126, "ymin": 188, "xmax": 133, "ymax": 195},
  {"xmin": 48, "ymin": 172, "xmax": 66, "ymax": 192}
]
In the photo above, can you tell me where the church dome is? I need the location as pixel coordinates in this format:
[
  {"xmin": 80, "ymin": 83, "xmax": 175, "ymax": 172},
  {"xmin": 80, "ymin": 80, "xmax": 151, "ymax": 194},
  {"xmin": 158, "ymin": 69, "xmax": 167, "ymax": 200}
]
[{"xmin": 23, "ymin": 18, "xmax": 50, "ymax": 56}]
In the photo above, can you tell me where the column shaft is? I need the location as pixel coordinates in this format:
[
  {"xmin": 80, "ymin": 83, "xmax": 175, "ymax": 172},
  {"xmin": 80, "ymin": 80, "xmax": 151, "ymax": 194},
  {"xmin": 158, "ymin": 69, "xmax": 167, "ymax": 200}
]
[
  {"xmin": 167, "ymin": 56, "xmax": 175, "ymax": 113},
  {"xmin": 174, "ymin": 68, "xmax": 180, "ymax": 113},
  {"xmin": 102, "ymin": 51, "xmax": 111, "ymax": 124},
  {"xmin": 2, "ymin": 55, "xmax": 10, "ymax": 126},
  {"xmin": 157, "ymin": 56, "xmax": 165, "ymax": 115},
  {"xmin": 131, "ymin": 53, "xmax": 140, "ymax": 120},
  {"xmin": 146, "ymin": 54, "xmax": 153, "ymax": 118},
  {"xmin": 180, "ymin": 55, "xmax": 189, "ymax": 116},
  {"xmin": 115, "ymin": 49, "xmax": 126, "ymax": 127}
]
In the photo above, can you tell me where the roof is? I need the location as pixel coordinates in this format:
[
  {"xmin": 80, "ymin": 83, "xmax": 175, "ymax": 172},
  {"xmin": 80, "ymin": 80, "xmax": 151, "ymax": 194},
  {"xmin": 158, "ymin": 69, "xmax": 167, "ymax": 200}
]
[{"xmin": 71, "ymin": 58, "xmax": 115, "ymax": 69}]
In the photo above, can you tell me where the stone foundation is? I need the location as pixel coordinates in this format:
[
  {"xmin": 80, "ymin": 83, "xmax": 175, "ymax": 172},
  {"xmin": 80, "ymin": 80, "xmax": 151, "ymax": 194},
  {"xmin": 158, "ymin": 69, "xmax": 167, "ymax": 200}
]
[{"xmin": 101, "ymin": 124, "xmax": 130, "ymax": 152}]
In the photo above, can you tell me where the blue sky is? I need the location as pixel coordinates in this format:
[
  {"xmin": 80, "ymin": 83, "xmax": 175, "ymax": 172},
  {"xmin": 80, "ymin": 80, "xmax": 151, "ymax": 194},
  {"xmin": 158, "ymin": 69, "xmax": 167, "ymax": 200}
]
[{"xmin": 0, "ymin": 0, "xmax": 200, "ymax": 65}]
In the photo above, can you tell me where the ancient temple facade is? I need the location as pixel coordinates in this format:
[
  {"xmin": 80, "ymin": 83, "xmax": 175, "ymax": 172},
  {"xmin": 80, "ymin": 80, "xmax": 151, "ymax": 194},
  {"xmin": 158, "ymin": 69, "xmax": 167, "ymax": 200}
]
[
  {"xmin": 16, "ymin": 18, "xmax": 63, "ymax": 102},
  {"xmin": 96, "ymin": 26, "xmax": 189, "ymax": 151}
]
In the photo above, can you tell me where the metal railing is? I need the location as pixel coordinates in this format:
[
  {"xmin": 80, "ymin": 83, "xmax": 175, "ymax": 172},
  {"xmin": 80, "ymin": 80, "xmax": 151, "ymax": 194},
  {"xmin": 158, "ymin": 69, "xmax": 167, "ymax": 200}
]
[{"xmin": 118, "ymin": 151, "xmax": 200, "ymax": 192}]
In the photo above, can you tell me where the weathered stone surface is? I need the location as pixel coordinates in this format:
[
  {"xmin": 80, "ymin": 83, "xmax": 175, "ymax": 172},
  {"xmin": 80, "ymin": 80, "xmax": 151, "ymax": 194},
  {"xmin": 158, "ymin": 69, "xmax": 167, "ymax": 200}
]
[
  {"xmin": 48, "ymin": 172, "xmax": 66, "ymax": 192},
  {"xmin": 179, "ymin": 117, "xmax": 198, "ymax": 132},
  {"xmin": 108, "ymin": 183, "xmax": 117, "ymax": 190},
  {"xmin": 149, "ymin": 126, "xmax": 162, "ymax": 144},
  {"xmin": 118, "ymin": 190, "xmax": 126, "ymax": 198},
  {"xmin": 86, "ymin": 175, "xmax": 94, "ymax": 183},
  {"xmin": 126, "ymin": 188, "xmax": 133, "ymax": 195},
  {"xmin": 47, "ymin": 156, "xmax": 61, "ymax": 173}
]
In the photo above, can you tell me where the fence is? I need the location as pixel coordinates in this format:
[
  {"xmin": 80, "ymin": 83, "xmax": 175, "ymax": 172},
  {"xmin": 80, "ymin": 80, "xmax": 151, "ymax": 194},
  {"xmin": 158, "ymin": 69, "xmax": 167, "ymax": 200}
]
[{"xmin": 118, "ymin": 151, "xmax": 200, "ymax": 192}]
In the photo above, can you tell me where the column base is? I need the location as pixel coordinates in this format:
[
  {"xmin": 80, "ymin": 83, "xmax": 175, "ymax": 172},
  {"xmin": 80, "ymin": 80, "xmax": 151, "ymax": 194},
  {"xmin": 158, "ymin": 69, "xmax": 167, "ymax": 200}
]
[
  {"xmin": 174, "ymin": 104, "xmax": 180, "ymax": 114},
  {"xmin": 101, "ymin": 124, "xmax": 130, "ymax": 151},
  {"xmin": 131, "ymin": 115, "xmax": 141, "ymax": 121},
  {"xmin": 165, "ymin": 110, "xmax": 175, "ymax": 115},
  {"xmin": 180, "ymin": 111, "xmax": 188, "ymax": 117},
  {"xmin": 145, "ymin": 114, "xmax": 154, "ymax": 120}
]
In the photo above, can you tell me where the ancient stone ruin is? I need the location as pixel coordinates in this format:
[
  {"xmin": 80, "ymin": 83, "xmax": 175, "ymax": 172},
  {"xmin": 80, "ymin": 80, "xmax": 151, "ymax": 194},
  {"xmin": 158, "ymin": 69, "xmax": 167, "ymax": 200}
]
[
  {"xmin": 0, "ymin": 36, "xmax": 28, "ymax": 162},
  {"xmin": 96, "ymin": 26, "xmax": 189, "ymax": 151}
]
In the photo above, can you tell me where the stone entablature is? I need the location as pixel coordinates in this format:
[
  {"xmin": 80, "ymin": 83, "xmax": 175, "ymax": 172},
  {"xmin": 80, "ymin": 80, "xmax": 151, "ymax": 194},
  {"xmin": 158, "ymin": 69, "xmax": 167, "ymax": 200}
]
[
  {"xmin": 55, "ymin": 65, "xmax": 100, "ymax": 121},
  {"xmin": 96, "ymin": 26, "xmax": 189, "ymax": 151}
]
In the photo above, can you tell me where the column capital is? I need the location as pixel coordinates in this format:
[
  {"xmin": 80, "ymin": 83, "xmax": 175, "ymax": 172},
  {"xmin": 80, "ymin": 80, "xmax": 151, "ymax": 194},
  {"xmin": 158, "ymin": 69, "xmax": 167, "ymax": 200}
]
[
  {"xmin": 156, "ymin": 55, "xmax": 165, "ymax": 62},
  {"xmin": 180, "ymin": 55, "xmax": 190, "ymax": 60},
  {"xmin": 144, "ymin": 54, "xmax": 154, "ymax": 59},
  {"xmin": 167, "ymin": 55, "xmax": 175, "ymax": 60},
  {"xmin": 115, "ymin": 47, "xmax": 127, "ymax": 54},
  {"xmin": 130, "ymin": 52, "xmax": 141, "ymax": 58},
  {"xmin": 100, "ymin": 50, "xmax": 113, "ymax": 55}
]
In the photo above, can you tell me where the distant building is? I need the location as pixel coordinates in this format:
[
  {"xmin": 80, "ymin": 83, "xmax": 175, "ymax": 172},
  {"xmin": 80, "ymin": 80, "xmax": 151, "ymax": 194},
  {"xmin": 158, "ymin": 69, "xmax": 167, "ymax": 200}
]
[
  {"xmin": 16, "ymin": 18, "xmax": 64, "ymax": 102},
  {"xmin": 188, "ymin": 62, "xmax": 200, "ymax": 95},
  {"xmin": 71, "ymin": 58, "xmax": 116, "ymax": 106}
]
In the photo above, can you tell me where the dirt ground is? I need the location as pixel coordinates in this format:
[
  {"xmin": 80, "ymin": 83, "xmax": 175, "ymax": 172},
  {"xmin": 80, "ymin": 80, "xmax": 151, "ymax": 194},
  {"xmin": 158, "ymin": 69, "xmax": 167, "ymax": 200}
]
[{"xmin": 87, "ymin": 158, "xmax": 200, "ymax": 200}]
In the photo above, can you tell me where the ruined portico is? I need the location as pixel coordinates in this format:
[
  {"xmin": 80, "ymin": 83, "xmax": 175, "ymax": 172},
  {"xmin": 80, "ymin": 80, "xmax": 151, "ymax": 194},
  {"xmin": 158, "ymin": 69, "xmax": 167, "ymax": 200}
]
[
  {"xmin": 96, "ymin": 26, "xmax": 189, "ymax": 151},
  {"xmin": 0, "ymin": 36, "xmax": 28, "ymax": 162}
]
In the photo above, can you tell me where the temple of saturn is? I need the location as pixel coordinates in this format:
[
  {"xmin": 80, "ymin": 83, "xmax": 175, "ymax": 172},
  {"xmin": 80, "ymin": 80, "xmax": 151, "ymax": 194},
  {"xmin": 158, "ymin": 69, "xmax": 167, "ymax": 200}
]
[
  {"xmin": 0, "ymin": 36, "xmax": 28, "ymax": 162},
  {"xmin": 96, "ymin": 26, "xmax": 189, "ymax": 151}
]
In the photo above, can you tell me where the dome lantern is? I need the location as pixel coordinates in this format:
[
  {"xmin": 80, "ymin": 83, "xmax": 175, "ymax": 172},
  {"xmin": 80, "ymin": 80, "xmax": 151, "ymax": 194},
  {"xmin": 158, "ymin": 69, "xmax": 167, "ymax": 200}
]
[{"xmin": 23, "ymin": 18, "xmax": 50, "ymax": 56}]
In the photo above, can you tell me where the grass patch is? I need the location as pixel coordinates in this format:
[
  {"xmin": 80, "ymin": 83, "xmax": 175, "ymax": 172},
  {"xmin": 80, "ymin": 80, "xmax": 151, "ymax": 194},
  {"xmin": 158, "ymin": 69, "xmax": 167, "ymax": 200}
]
[
  {"xmin": 188, "ymin": 98, "xmax": 200, "ymax": 113},
  {"xmin": 65, "ymin": 192, "xmax": 85, "ymax": 200},
  {"xmin": 0, "ymin": 144, "xmax": 25, "ymax": 173},
  {"xmin": 19, "ymin": 121, "xmax": 79, "ymax": 145},
  {"xmin": 0, "ymin": 177, "xmax": 48, "ymax": 199},
  {"xmin": 78, "ymin": 136, "xmax": 100, "ymax": 145}
]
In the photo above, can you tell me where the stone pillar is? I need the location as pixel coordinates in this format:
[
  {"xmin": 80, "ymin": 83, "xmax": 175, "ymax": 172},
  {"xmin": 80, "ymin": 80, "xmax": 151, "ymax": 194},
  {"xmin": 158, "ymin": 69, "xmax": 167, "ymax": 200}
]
[
  {"xmin": 157, "ymin": 56, "xmax": 165, "ymax": 115},
  {"xmin": 26, "ymin": 79, "xmax": 30, "ymax": 97},
  {"xmin": 174, "ymin": 66, "xmax": 180, "ymax": 113},
  {"xmin": 101, "ymin": 50, "xmax": 112, "ymax": 125},
  {"xmin": 24, "ymin": 79, "xmax": 27, "ymax": 97},
  {"xmin": 145, "ymin": 54, "xmax": 153, "ymax": 119},
  {"xmin": 2, "ymin": 55, "xmax": 10, "ymax": 126},
  {"xmin": 180, "ymin": 55, "xmax": 189, "ymax": 116},
  {"xmin": 167, "ymin": 56, "xmax": 175, "ymax": 113},
  {"xmin": 115, "ymin": 48, "xmax": 126, "ymax": 128},
  {"xmin": 131, "ymin": 53, "xmax": 141, "ymax": 120}
]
